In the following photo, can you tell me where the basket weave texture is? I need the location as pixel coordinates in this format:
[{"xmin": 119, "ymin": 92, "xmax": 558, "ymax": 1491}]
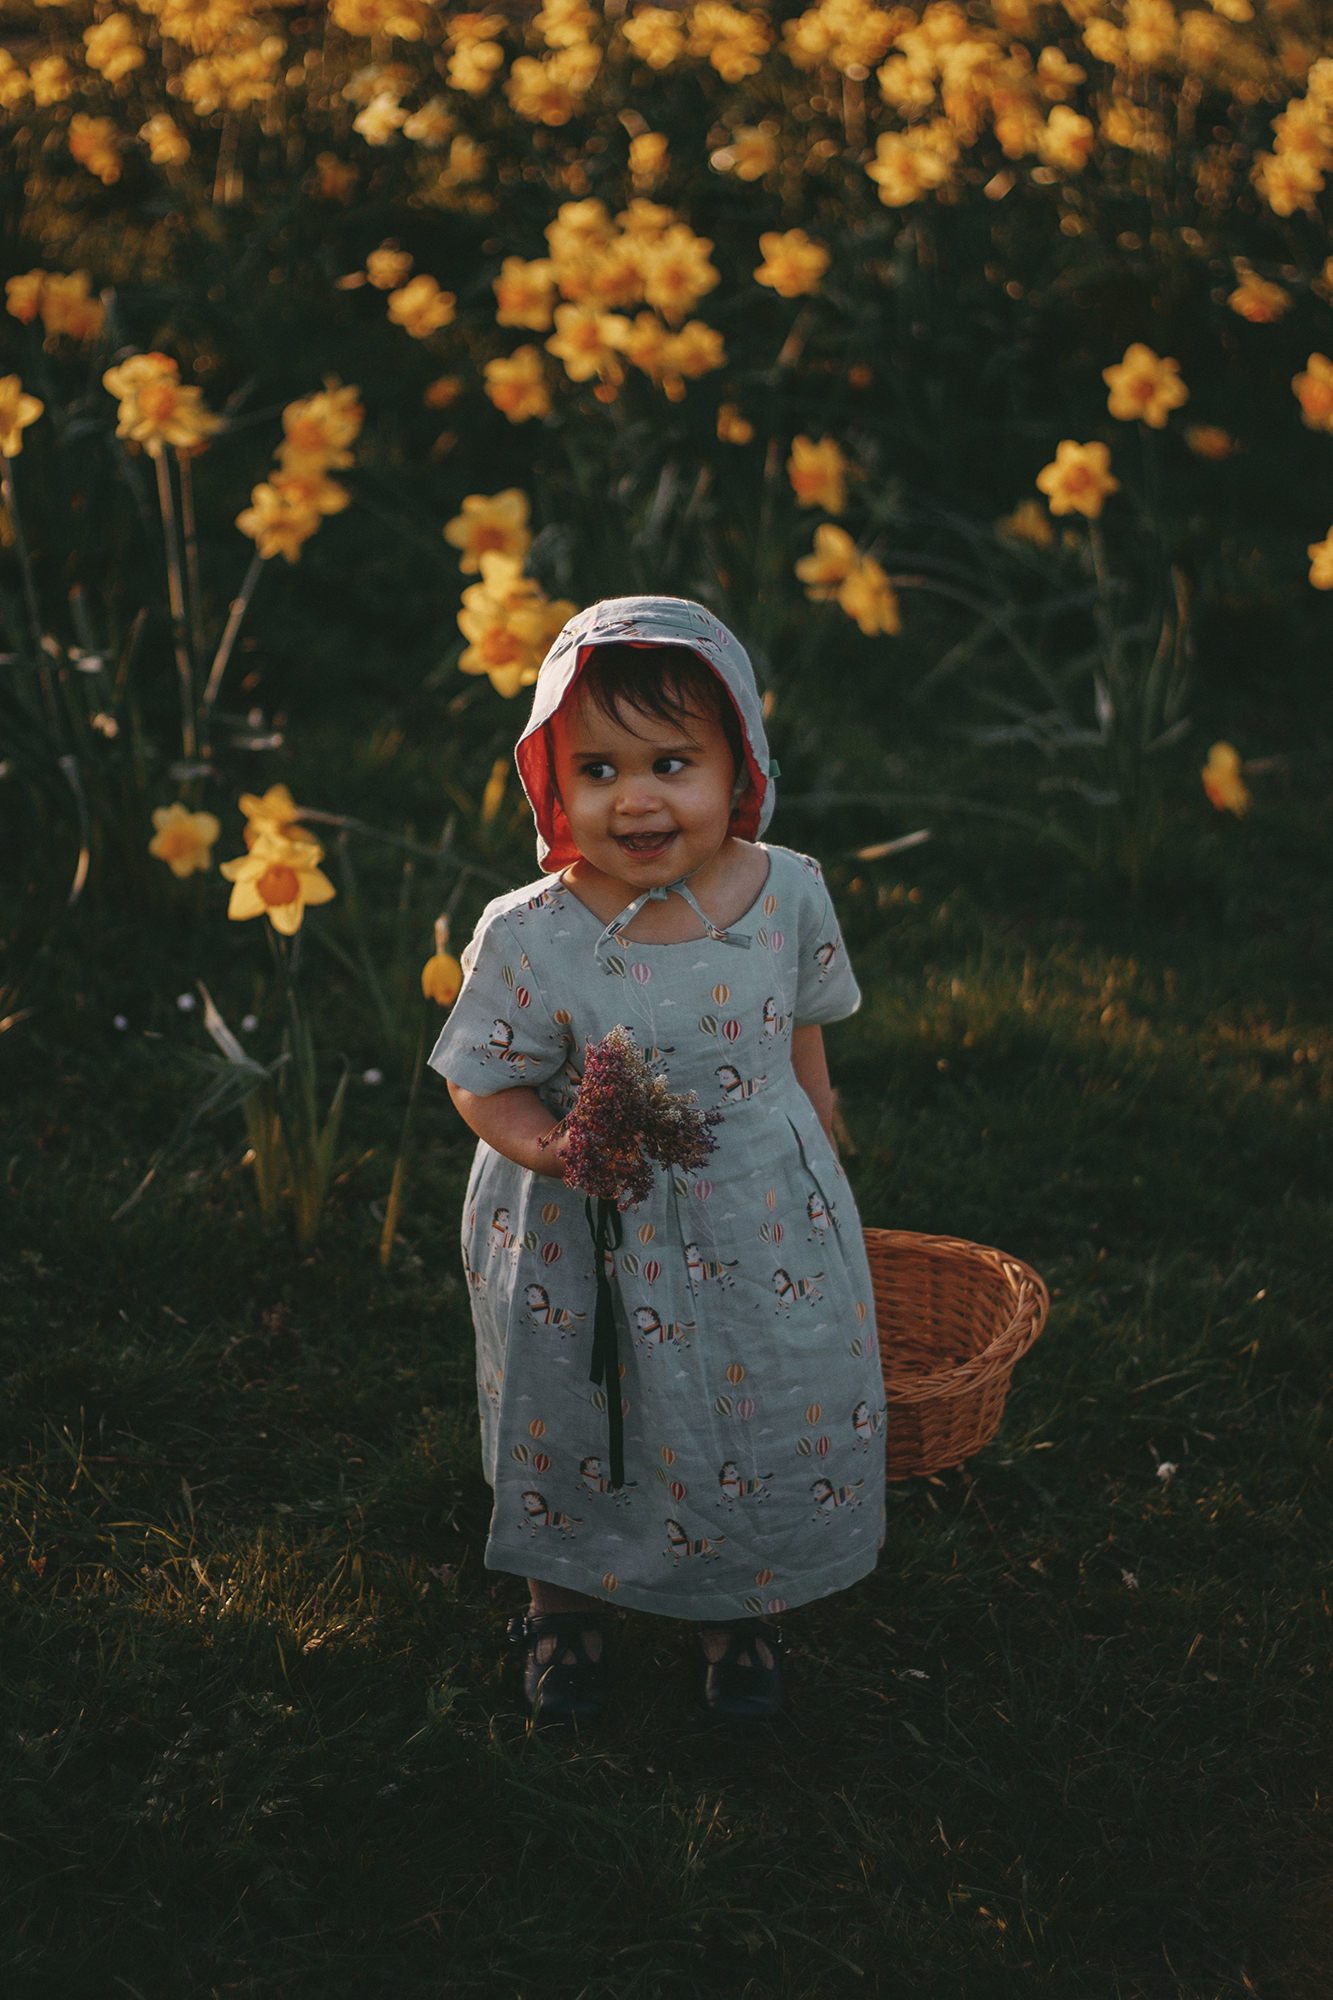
[{"xmin": 865, "ymin": 1229, "xmax": 1049, "ymax": 1480}]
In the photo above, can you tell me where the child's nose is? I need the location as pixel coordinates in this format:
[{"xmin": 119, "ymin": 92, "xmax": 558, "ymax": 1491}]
[{"xmin": 614, "ymin": 774, "xmax": 663, "ymax": 814}]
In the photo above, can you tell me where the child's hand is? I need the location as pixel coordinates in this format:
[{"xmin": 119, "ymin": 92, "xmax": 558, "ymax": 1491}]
[{"xmin": 447, "ymin": 1081, "xmax": 569, "ymax": 1180}]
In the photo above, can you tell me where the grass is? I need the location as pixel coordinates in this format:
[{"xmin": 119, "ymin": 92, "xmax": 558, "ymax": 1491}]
[{"xmin": 2, "ymin": 676, "xmax": 1332, "ymax": 1998}]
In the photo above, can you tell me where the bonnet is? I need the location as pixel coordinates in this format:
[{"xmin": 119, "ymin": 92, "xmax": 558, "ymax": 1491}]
[{"xmin": 514, "ymin": 595, "xmax": 777, "ymax": 873}]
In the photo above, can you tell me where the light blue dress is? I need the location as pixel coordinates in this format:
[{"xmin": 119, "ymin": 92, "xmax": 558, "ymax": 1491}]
[{"xmin": 429, "ymin": 843, "xmax": 886, "ymax": 1619}]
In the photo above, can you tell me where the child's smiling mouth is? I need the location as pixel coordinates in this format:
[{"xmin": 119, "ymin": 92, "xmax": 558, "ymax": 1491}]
[{"xmin": 613, "ymin": 829, "xmax": 679, "ymax": 860}]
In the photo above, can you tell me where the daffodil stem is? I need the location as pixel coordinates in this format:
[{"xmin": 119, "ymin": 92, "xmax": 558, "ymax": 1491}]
[
  {"xmin": 379, "ymin": 1010, "xmax": 429, "ymax": 1270},
  {"xmin": 154, "ymin": 449, "xmax": 196, "ymax": 761},
  {"xmin": 201, "ymin": 548, "xmax": 264, "ymax": 719},
  {"xmin": 177, "ymin": 449, "xmax": 208, "ymax": 672},
  {"xmin": 0, "ymin": 454, "xmax": 55, "ymax": 726}
]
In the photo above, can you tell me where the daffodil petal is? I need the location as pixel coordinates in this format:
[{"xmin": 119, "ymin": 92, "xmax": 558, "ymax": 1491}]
[
  {"xmin": 228, "ymin": 879, "xmax": 266, "ymax": 920},
  {"xmin": 267, "ymin": 898, "xmax": 305, "ymax": 935},
  {"xmin": 298, "ymin": 868, "xmax": 336, "ymax": 906}
]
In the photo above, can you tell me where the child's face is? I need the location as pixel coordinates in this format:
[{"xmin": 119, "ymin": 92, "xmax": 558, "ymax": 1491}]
[{"xmin": 550, "ymin": 684, "xmax": 738, "ymax": 889}]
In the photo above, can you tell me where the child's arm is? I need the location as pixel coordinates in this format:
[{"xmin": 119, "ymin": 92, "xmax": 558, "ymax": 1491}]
[
  {"xmin": 791, "ymin": 1024, "xmax": 837, "ymax": 1151},
  {"xmin": 447, "ymin": 1081, "xmax": 568, "ymax": 1179}
]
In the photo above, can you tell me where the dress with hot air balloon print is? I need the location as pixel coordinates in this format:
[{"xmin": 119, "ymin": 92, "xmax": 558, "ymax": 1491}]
[{"xmin": 429, "ymin": 843, "xmax": 886, "ymax": 1619}]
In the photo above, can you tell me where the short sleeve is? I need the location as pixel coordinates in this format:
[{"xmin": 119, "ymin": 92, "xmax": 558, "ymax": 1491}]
[
  {"xmin": 428, "ymin": 906, "xmax": 569, "ymax": 1093},
  {"xmin": 793, "ymin": 861, "xmax": 861, "ymax": 1027}
]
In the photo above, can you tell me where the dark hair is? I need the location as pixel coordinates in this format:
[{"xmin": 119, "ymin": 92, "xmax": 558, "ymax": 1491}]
[{"xmin": 576, "ymin": 642, "xmax": 746, "ymax": 777}]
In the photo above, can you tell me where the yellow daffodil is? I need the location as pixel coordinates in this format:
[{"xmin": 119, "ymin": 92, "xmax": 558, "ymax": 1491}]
[
  {"xmin": 546, "ymin": 304, "xmax": 625, "ymax": 384},
  {"xmin": 484, "ymin": 347, "xmax": 552, "ymax": 423},
  {"xmin": 505, "ymin": 45, "xmax": 602, "ymax": 125},
  {"xmin": 795, "ymin": 523, "xmax": 859, "ymax": 598},
  {"xmin": 387, "ymin": 274, "xmax": 456, "ymax": 339},
  {"xmin": 717, "ymin": 126, "xmax": 779, "ymax": 180},
  {"xmin": 1038, "ymin": 105, "xmax": 1095, "ymax": 172},
  {"xmin": 536, "ymin": 0, "xmax": 598, "ymax": 49},
  {"xmin": 279, "ymin": 384, "xmax": 364, "ymax": 472},
  {"xmin": 220, "ymin": 828, "xmax": 336, "ymax": 935},
  {"xmin": 30, "ymin": 56, "xmax": 73, "ymax": 108},
  {"xmin": 629, "ymin": 132, "xmax": 669, "ymax": 187},
  {"xmin": 1185, "ymin": 425, "xmax": 1234, "ymax": 462},
  {"xmin": 1201, "ymin": 742, "xmax": 1249, "ymax": 817},
  {"xmin": 424, "ymin": 376, "xmax": 462, "ymax": 409},
  {"xmin": 353, "ymin": 90, "xmax": 407, "ymax": 145},
  {"xmin": 444, "ymin": 490, "xmax": 532, "ymax": 573},
  {"xmin": 866, "ymin": 121, "xmax": 958, "ymax": 206},
  {"xmin": 366, "ymin": 244, "xmax": 413, "ymax": 290},
  {"xmin": 0, "ymin": 51, "xmax": 29, "ymax": 110},
  {"xmin": 314, "ymin": 153, "xmax": 359, "ymax": 201},
  {"xmin": 240, "ymin": 783, "xmax": 304, "ymax": 848},
  {"xmin": 102, "ymin": 352, "xmax": 221, "ymax": 457},
  {"xmin": 1102, "ymin": 344, "xmax": 1189, "ymax": 429},
  {"xmin": 687, "ymin": 1, "xmax": 772, "ymax": 81},
  {"xmin": 479, "ymin": 756, "xmax": 509, "ymax": 825},
  {"xmin": 331, "ymin": 0, "xmax": 432, "ymax": 37},
  {"xmin": 716, "ymin": 403, "xmax": 753, "ymax": 444},
  {"xmin": 494, "ymin": 256, "xmax": 558, "ymax": 331},
  {"xmin": 402, "ymin": 97, "xmax": 454, "ymax": 147},
  {"xmin": 0, "ymin": 375, "xmax": 43, "ymax": 457},
  {"xmin": 5, "ymin": 271, "xmax": 45, "ymax": 326},
  {"xmin": 787, "ymin": 434, "xmax": 848, "ymax": 514},
  {"xmin": 754, "ymin": 229, "xmax": 830, "ymax": 300},
  {"xmin": 457, "ymin": 552, "xmax": 576, "ymax": 698},
  {"xmin": 69, "ymin": 114, "xmax": 124, "ymax": 187},
  {"xmin": 139, "ymin": 113, "xmax": 191, "ymax": 166},
  {"xmin": 1036, "ymin": 440, "xmax": 1119, "ymax": 519},
  {"xmin": 658, "ymin": 322, "xmax": 725, "ymax": 399},
  {"xmin": 148, "ymin": 802, "xmax": 221, "ymax": 878},
  {"xmin": 36, "ymin": 271, "xmax": 104, "ymax": 344},
  {"xmin": 621, "ymin": 7, "xmax": 686, "ymax": 69},
  {"xmin": 236, "ymin": 483, "xmax": 324, "ymax": 563},
  {"xmin": 996, "ymin": 499, "xmax": 1055, "ymax": 549},
  {"xmin": 1228, "ymin": 272, "xmax": 1291, "ymax": 323},
  {"xmin": 1292, "ymin": 353, "xmax": 1333, "ymax": 432},
  {"xmin": 1307, "ymin": 526, "xmax": 1333, "ymax": 589},
  {"xmin": 447, "ymin": 35, "xmax": 505, "ymax": 95},
  {"xmin": 636, "ymin": 224, "xmax": 719, "ymax": 324},
  {"xmin": 83, "ymin": 14, "xmax": 145, "ymax": 83},
  {"xmin": 837, "ymin": 556, "xmax": 901, "ymax": 638}
]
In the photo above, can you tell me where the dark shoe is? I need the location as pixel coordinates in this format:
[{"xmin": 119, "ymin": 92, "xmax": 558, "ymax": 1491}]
[
  {"xmin": 507, "ymin": 1611, "xmax": 607, "ymax": 1725},
  {"xmin": 697, "ymin": 1619, "xmax": 787, "ymax": 1725}
]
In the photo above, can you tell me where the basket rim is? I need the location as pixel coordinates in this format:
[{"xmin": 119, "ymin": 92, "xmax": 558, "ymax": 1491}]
[{"xmin": 864, "ymin": 1227, "xmax": 1050, "ymax": 1406}]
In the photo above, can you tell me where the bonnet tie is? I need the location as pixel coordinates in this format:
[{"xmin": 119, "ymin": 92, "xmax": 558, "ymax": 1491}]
[{"xmin": 594, "ymin": 874, "xmax": 752, "ymax": 964}]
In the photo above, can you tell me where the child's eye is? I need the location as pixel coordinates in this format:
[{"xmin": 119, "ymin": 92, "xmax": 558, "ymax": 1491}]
[
  {"xmin": 581, "ymin": 760, "xmax": 616, "ymax": 780},
  {"xmin": 652, "ymin": 757, "xmax": 689, "ymax": 776}
]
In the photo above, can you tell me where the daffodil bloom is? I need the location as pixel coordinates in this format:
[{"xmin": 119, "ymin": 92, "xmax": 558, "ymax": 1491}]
[
  {"xmin": 1307, "ymin": 527, "xmax": 1333, "ymax": 590},
  {"xmin": 1038, "ymin": 105, "xmax": 1094, "ymax": 172},
  {"xmin": 5, "ymin": 271, "xmax": 45, "ymax": 326},
  {"xmin": 621, "ymin": 6, "xmax": 685, "ymax": 68},
  {"xmin": 1201, "ymin": 743, "xmax": 1250, "ymax": 817},
  {"xmin": 787, "ymin": 434, "xmax": 848, "ymax": 514},
  {"xmin": 1227, "ymin": 272, "xmax": 1290, "ymax": 323},
  {"xmin": 484, "ymin": 346, "xmax": 552, "ymax": 423},
  {"xmin": 366, "ymin": 245, "xmax": 413, "ymax": 290},
  {"xmin": 424, "ymin": 375, "xmax": 462, "ymax": 409},
  {"xmin": 457, "ymin": 552, "xmax": 577, "ymax": 697},
  {"xmin": 444, "ymin": 490, "xmax": 532, "ymax": 572},
  {"xmin": 837, "ymin": 556, "xmax": 901, "ymax": 637},
  {"xmin": 105, "ymin": 355, "xmax": 222, "ymax": 457},
  {"xmin": 494, "ymin": 257, "xmax": 558, "ymax": 331},
  {"xmin": 1292, "ymin": 353, "xmax": 1333, "ymax": 432},
  {"xmin": 754, "ymin": 229, "xmax": 830, "ymax": 300},
  {"xmin": 69, "ymin": 114, "xmax": 124, "ymax": 187},
  {"xmin": 716, "ymin": 403, "xmax": 753, "ymax": 445},
  {"xmin": 0, "ymin": 51, "xmax": 29, "ymax": 110},
  {"xmin": 546, "ymin": 304, "xmax": 625, "ymax": 384},
  {"xmin": 83, "ymin": 14, "xmax": 145, "ymax": 83},
  {"xmin": 629, "ymin": 132, "xmax": 669, "ymax": 186},
  {"xmin": 1035, "ymin": 440, "xmax": 1119, "ymax": 519},
  {"xmin": 479, "ymin": 756, "xmax": 509, "ymax": 825},
  {"xmin": 148, "ymin": 802, "xmax": 221, "ymax": 877},
  {"xmin": 403, "ymin": 97, "xmax": 454, "ymax": 147},
  {"xmin": 422, "ymin": 944, "xmax": 464, "ymax": 1005},
  {"xmin": 1185, "ymin": 425, "xmax": 1234, "ymax": 462},
  {"xmin": 718, "ymin": 126, "xmax": 779, "ymax": 180},
  {"xmin": 536, "ymin": 0, "xmax": 598, "ymax": 46},
  {"xmin": 995, "ymin": 499, "xmax": 1054, "ymax": 548},
  {"xmin": 687, "ymin": 1, "xmax": 771, "ymax": 81},
  {"xmin": 0, "ymin": 375, "xmax": 43, "ymax": 457},
  {"xmin": 140, "ymin": 113, "xmax": 191, "ymax": 166},
  {"xmin": 387, "ymin": 274, "xmax": 457, "ymax": 338},
  {"xmin": 236, "ymin": 483, "xmax": 322, "ymax": 562},
  {"xmin": 29, "ymin": 55, "xmax": 73, "ymax": 107},
  {"xmin": 353, "ymin": 90, "xmax": 407, "ymax": 145},
  {"xmin": 795, "ymin": 523, "xmax": 858, "ymax": 598},
  {"xmin": 279, "ymin": 384, "xmax": 364, "ymax": 472},
  {"xmin": 636, "ymin": 225, "xmax": 719, "ymax": 324},
  {"xmin": 1102, "ymin": 344, "xmax": 1188, "ymax": 429},
  {"xmin": 220, "ymin": 828, "xmax": 336, "ymax": 935},
  {"xmin": 240, "ymin": 782, "xmax": 303, "ymax": 846}
]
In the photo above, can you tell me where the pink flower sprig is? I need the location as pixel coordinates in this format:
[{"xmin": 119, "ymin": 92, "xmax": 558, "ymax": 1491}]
[{"xmin": 551, "ymin": 1024, "xmax": 721, "ymax": 1208}]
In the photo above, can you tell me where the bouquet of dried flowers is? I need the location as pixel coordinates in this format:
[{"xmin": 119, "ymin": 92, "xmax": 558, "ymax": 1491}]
[{"xmin": 544, "ymin": 1025, "xmax": 721, "ymax": 1489}]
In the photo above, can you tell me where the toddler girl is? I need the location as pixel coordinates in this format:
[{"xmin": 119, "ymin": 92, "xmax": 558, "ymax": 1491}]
[{"xmin": 429, "ymin": 596, "xmax": 886, "ymax": 1724}]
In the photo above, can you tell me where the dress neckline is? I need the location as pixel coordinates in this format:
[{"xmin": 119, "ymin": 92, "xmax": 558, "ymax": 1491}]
[{"xmin": 557, "ymin": 846, "xmax": 774, "ymax": 948}]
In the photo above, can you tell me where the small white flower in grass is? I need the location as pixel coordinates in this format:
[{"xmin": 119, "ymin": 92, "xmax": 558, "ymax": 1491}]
[
  {"xmin": 363, "ymin": 1068, "xmax": 383, "ymax": 1084},
  {"xmin": 176, "ymin": 993, "xmax": 196, "ymax": 1012},
  {"xmin": 1156, "ymin": 1461, "xmax": 1178, "ymax": 1482},
  {"xmin": 114, "ymin": 1014, "xmax": 128, "ymax": 1030},
  {"xmin": 241, "ymin": 1014, "xmax": 259, "ymax": 1032},
  {"xmin": 1121, "ymin": 1568, "xmax": 1140, "ymax": 1590}
]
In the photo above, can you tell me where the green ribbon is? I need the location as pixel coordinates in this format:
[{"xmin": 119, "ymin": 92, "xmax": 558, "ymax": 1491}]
[{"xmin": 586, "ymin": 1196, "xmax": 625, "ymax": 1490}]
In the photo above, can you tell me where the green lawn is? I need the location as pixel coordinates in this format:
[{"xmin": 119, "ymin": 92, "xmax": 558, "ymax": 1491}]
[{"xmin": 2, "ymin": 703, "xmax": 1331, "ymax": 1997}]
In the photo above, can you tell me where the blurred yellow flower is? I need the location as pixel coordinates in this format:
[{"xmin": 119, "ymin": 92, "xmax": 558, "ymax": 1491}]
[
  {"xmin": 866, "ymin": 121, "xmax": 959, "ymax": 205},
  {"xmin": 536, "ymin": 0, "xmax": 598, "ymax": 46},
  {"xmin": 687, "ymin": 1, "xmax": 772, "ymax": 81},
  {"xmin": 1227, "ymin": 271, "xmax": 1291, "ymax": 323},
  {"xmin": 235, "ymin": 482, "xmax": 324, "ymax": 562},
  {"xmin": 0, "ymin": 52, "xmax": 30, "ymax": 110},
  {"xmin": 240, "ymin": 783, "xmax": 303, "ymax": 845},
  {"xmin": 717, "ymin": 403, "xmax": 753, "ymax": 444},
  {"xmin": 1292, "ymin": 353, "xmax": 1333, "ymax": 432},
  {"xmin": 838, "ymin": 556, "xmax": 901, "ymax": 637},
  {"xmin": 5, "ymin": 272, "xmax": 45, "ymax": 326},
  {"xmin": 754, "ymin": 229, "xmax": 830, "ymax": 299},
  {"xmin": 795, "ymin": 523, "xmax": 859, "ymax": 597},
  {"xmin": 388, "ymin": 274, "xmax": 457, "ymax": 338},
  {"xmin": 1082, "ymin": 18, "xmax": 1126, "ymax": 62},
  {"xmin": 621, "ymin": 6, "xmax": 686, "ymax": 68},
  {"xmin": 331, "ymin": 0, "xmax": 431, "ymax": 37},
  {"xmin": 353, "ymin": 90, "xmax": 407, "ymax": 145},
  {"xmin": 1102, "ymin": 343, "xmax": 1188, "ymax": 428},
  {"xmin": 636, "ymin": 224, "xmax": 719, "ymax": 323},
  {"xmin": 716, "ymin": 126, "xmax": 779, "ymax": 180},
  {"xmin": 139, "ymin": 113, "xmax": 191, "ymax": 166},
  {"xmin": 1038, "ymin": 105, "xmax": 1095, "ymax": 172},
  {"xmin": 366, "ymin": 244, "xmax": 413, "ymax": 289},
  {"xmin": 479, "ymin": 756, "xmax": 509, "ymax": 824},
  {"xmin": 279, "ymin": 384, "xmax": 364, "ymax": 472},
  {"xmin": 506, "ymin": 45, "xmax": 602, "ymax": 125},
  {"xmin": 1036, "ymin": 440, "xmax": 1119, "ymax": 518},
  {"xmin": 1185, "ymin": 424, "xmax": 1234, "ymax": 461},
  {"xmin": 446, "ymin": 36, "xmax": 505, "ymax": 95},
  {"xmin": 422, "ymin": 915, "xmax": 463, "ymax": 1004},
  {"xmin": 787, "ymin": 435, "xmax": 848, "ymax": 514},
  {"xmin": 546, "ymin": 197, "xmax": 616, "ymax": 267},
  {"xmin": 546, "ymin": 304, "xmax": 624, "ymax": 383},
  {"xmin": 659, "ymin": 320, "xmax": 725, "ymax": 398},
  {"xmin": 784, "ymin": 0, "xmax": 897, "ymax": 73},
  {"xmin": 424, "ymin": 375, "xmax": 462, "ymax": 408},
  {"xmin": 314, "ymin": 152, "xmax": 359, "ymax": 201},
  {"xmin": 8, "ymin": 269, "xmax": 105, "ymax": 345},
  {"xmin": 69, "ymin": 114, "xmax": 124, "ymax": 187},
  {"xmin": 1124, "ymin": 0, "xmax": 1177, "ymax": 66},
  {"xmin": 403, "ymin": 97, "xmax": 454, "ymax": 147},
  {"xmin": 149, "ymin": 802, "xmax": 220, "ymax": 878},
  {"xmin": 494, "ymin": 256, "xmax": 558, "ymax": 330},
  {"xmin": 1201, "ymin": 742, "xmax": 1249, "ymax": 816},
  {"xmin": 29, "ymin": 56, "xmax": 73, "ymax": 106},
  {"xmin": 1036, "ymin": 45, "xmax": 1086, "ymax": 98},
  {"xmin": 630, "ymin": 132, "xmax": 669, "ymax": 187},
  {"xmin": 457, "ymin": 552, "xmax": 576, "ymax": 697},
  {"xmin": 484, "ymin": 347, "xmax": 552, "ymax": 423},
  {"xmin": 105, "ymin": 360, "xmax": 221, "ymax": 457},
  {"xmin": 996, "ymin": 498, "xmax": 1055, "ymax": 548},
  {"xmin": 220, "ymin": 829, "xmax": 336, "ymax": 935},
  {"xmin": 444, "ymin": 489, "xmax": 532, "ymax": 572},
  {"xmin": 1308, "ymin": 527, "xmax": 1333, "ymax": 589},
  {"xmin": 83, "ymin": 14, "xmax": 144, "ymax": 82}
]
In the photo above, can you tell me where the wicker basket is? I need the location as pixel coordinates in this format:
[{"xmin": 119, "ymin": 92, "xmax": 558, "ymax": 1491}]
[{"xmin": 864, "ymin": 1229, "xmax": 1049, "ymax": 1480}]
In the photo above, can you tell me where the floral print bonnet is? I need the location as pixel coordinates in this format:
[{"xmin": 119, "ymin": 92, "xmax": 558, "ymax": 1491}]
[{"xmin": 513, "ymin": 595, "xmax": 778, "ymax": 874}]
